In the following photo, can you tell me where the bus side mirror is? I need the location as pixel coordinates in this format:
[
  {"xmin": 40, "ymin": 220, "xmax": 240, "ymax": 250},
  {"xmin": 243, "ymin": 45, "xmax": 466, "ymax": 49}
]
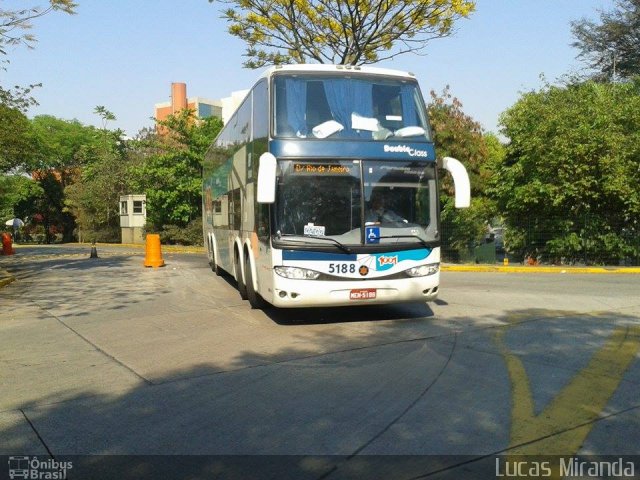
[
  {"xmin": 442, "ymin": 157, "xmax": 470, "ymax": 208},
  {"xmin": 257, "ymin": 152, "xmax": 277, "ymax": 204}
]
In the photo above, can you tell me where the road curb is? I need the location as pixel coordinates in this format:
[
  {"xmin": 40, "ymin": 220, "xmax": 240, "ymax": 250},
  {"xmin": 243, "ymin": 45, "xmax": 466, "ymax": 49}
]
[
  {"xmin": 442, "ymin": 265, "xmax": 640, "ymax": 274},
  {"xmin": 77, "ymin": 243, "xmax": 206, "ymax": 254}
]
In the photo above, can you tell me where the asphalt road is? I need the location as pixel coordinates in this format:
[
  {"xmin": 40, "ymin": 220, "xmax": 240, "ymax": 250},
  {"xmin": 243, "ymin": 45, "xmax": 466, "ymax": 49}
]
[{"xmin": 1, "ymin": 245, "xmax": 639, "ymax": 479}]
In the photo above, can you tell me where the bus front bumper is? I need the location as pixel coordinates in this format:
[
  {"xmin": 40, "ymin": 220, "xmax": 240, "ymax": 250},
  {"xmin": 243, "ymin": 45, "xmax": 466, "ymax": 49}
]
[{"xmin": 268, "ymin": 274, "xmax": 439, "ymax": 308}]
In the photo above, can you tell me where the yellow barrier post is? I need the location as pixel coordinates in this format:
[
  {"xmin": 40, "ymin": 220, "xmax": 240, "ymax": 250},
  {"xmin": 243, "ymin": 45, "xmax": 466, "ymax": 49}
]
[{"xmin": 144, "ymin": 234, "xmax": 165, "ymax": 268}]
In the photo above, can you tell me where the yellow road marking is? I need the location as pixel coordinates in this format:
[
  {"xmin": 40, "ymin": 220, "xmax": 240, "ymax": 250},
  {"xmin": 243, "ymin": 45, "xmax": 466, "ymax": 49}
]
[{"xmin": 496, "ymin": 315, "xmax": 640, "ymax": 455}]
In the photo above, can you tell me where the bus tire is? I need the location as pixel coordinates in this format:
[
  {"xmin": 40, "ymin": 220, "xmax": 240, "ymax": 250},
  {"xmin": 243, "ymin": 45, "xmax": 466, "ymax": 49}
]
[
  {"xmin": 206, "ymin": 236, "xmax": 221, "ymax": 275},
  {"xmin": 245, "ymin": 252, "xmax": 266, "ymax": 310},
  {"xmin": 210, "ymin": 245, "xmax": 222, "ymax": 276},
  {"xmin": 235, "ymin": 251, "xmax": 248, "ymax": 300},
  {"xmin": 212, "ymin": 261, "xmax": 222, "ymax": 276}
]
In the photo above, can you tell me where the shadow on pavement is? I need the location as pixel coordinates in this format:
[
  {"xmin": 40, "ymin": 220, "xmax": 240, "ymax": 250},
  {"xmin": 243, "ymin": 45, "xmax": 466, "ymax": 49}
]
[
  {"xmin": 0, "ymin": 306, "xmax": 638, "ymax": 479},
  {"xmin": 265, "ymin": 302, "xmax": 434, "ymax": 326}
]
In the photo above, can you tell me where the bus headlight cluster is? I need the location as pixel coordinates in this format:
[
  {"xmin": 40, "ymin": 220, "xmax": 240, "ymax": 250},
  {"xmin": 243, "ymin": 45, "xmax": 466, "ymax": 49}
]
[
  {"xmin": 274, "ymin": 266, "xmax": 321, "ymax": 280},
  {"xmin": 406, "ymin": 263, "xmax": 439, "ymax": 277}
]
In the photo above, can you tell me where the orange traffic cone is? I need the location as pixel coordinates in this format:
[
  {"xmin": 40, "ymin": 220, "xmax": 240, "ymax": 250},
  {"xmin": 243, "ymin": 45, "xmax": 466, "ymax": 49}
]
[{"xmin": 143, "ymin": 234, "xmax": 165, "ymax": 268}]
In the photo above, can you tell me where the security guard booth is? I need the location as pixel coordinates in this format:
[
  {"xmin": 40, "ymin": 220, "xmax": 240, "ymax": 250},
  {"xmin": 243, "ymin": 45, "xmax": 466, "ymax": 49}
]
[{"xmin": 119, "ymin": 194, "xmax": 146, "ymax": 244}]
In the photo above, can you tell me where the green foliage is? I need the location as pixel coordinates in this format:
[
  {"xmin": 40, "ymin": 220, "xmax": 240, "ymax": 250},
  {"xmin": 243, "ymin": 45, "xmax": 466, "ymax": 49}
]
[
  {"xmin": 64, "ymin": 127, "xmax": 137, "ymax": 243},
  {"xmin": 484, "ymin": 132, "xmax": 507, "ymax": 173},
  {"xmin": 25, "ymin": 115, "xmax": 104, "ymax": 242},
  {"xmin": 0, "ymin": 104, "xmax": 33, "ymax": 173},
  {"xmin": 571, "ymin": 0, "xmax": 640, "ymax": 81},
  {"xmin": 0, "ymin": 83, "xmax": 40, "ymax": 112},
  {"xmin": 1, "ymin": 1, "xmax": 78, "ymax": 224},
  {"xmin": 440, "ymin": 195, "xmax": 494, "ymax": 259},
  {"xmin": 429, "ymin": 87, "xmax": 493, "ymax": 197},
  {"xmin": 30, "ymin": 115, "xmax": 101, "ymax": 170},
  {"xmin": 132, "ymin": 111, "xmax": 223, "ymax": 230},
  {"xmin": 492, "ymin": 79, "xmax": 640, "ymax": 263},
  {"xmin": 94, "ymin": 105, "xmax": 116, "ymax": 129},
  {"xmin": 1, "ymin": 107, "xmax": 222, "ymax": 245},
  {"xmin": 159, "ymin": 218, "xmax": 204, "ymax": 246},
  {"xmin": 214, "ymin": 0, "xmax": 475, "ymax": 68},
  {"xmin": 428, "ymin": 87, "xmax": 497, "ymax": 260},
  {"xmin": 1, "ymin": 1, "xmax": 76, "ymax": 172},
  {"xmin": 0, "ymin": 174, "xmax": 44, "ymax": 223}
]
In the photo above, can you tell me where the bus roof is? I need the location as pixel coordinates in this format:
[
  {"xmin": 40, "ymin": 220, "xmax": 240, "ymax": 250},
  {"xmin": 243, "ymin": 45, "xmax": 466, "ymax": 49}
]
[{"xmin": 257, "ymin": 64, "xmax": 417, "ymax": 81}]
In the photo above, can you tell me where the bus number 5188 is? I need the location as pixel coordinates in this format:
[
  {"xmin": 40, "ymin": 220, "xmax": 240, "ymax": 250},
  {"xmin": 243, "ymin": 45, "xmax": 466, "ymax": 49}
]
[{"xmin": 328, "ymin": 263, "xmax": 356, "ymax": 274}]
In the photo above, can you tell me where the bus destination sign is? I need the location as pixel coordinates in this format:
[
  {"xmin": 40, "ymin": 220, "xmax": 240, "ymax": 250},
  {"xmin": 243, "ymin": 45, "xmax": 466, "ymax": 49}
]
[{"xmin": 294, "ymin": 163, "xmax": 352, "ymax": 175}]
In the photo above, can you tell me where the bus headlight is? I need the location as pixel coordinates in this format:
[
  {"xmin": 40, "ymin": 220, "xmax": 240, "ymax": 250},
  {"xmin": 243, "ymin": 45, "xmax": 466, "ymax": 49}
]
[
  {"xmin": 406, "ymin": 263, "xmax": 439, "ymax": 277},
  {"xmin": 274, "ymin": 266, "xmax": 321, "ymax": 280}
]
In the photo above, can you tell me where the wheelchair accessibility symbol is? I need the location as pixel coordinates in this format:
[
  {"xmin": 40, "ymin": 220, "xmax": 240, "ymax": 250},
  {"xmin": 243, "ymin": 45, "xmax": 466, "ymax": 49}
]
[{"xmin": 365, "ymin": 226, "xmax": 380, "ymax": 244}]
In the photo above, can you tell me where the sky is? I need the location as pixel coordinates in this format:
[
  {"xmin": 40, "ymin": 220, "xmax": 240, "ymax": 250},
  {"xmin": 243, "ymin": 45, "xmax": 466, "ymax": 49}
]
[{"xmin": 1, "ymin": 0, "xmax": 613, "ymax": 137}]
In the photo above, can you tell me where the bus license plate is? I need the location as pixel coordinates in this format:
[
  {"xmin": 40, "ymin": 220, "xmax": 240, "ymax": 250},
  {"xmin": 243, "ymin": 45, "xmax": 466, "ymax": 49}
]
[{"xmin": 350, "ymin": 288, "xmax": 377, "ymax": 300}]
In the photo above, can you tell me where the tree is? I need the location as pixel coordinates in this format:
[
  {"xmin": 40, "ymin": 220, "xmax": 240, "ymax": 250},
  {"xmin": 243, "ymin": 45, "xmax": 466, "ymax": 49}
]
[
  {"xmin": 571, "ymin": 0, "xmax": 640, "ymax": 80},
  {"xmin": 0, "ymin": 84, "xmax": 42, "ymax": 175},
  {"xmin": 492, "ymin": 79, "xmax": 640, "ymax": 264},
  {"xmin": 28, "ymin": 115, "xmax": 102, "ymax": 242},
  {"xmin": 1, "ymin": 0, "xmax": 76, "ymax": 60},
  {"xmin": 64, "ymin": 108, "xmax": 136, "ymax": 242},
  {"xmin": 214, "ymin": 0, "xmax": 475, "ymax": 68},
  {"xmin": 428, "ymin": 87, "xmax": 497, "ymax": 261},
  {"xmin": 0, "ymin": 0, "xmax": 77, "ymax": 141},
  {"xmin": 94, "ymin": 105, "xmax": 116, "ymax": 130},
  {"xmin": 0, "ymin": 104, "xmax": 33, "ymax": 173},
  {"xmin": 1, "ymin": 2, "xmax": 78, "ymax": 174},
  {"xmin": 0, "ymin": 174, "xmax": 44, "ymax": 225},
  {"xmin": 132, "ymin": 110, "xmax": 223, "ymax": 241},
  {"xmin": 0, "ymin": 83, "xmax": 40, "ymax": 111}
]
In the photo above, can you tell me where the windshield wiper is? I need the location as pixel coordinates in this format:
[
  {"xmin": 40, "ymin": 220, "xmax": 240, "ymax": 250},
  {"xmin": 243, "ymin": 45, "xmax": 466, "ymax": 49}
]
[
  {"xmin": 378, "ymin": 234, "xmax": 431, "ymax": 249},
  {"xmin": 277, "ymin": 233, "xmax": 353, "ymax": 254}
]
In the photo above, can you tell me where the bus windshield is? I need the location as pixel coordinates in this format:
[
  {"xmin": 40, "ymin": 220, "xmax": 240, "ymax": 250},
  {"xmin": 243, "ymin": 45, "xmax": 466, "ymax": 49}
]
[
  {"xmin": 274, "ymin": 160, "xmax": 438, "ymax": 247},
  {"xmin": 273, "ymin": 74, "xmax": 431, "ymax": 141}
]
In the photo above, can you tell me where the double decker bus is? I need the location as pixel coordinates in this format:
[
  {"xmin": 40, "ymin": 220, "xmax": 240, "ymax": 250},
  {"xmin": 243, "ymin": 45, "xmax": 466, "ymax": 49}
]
[{"xmin": 203, "ymin": 64, "xmax": 470, "ymax": 309}]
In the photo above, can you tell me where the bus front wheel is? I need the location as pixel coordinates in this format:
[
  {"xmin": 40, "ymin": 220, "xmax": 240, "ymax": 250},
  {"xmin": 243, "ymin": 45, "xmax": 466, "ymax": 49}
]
[{"xmin": 245, "ymin": 253, "xmax": 266, "ymax": 310}]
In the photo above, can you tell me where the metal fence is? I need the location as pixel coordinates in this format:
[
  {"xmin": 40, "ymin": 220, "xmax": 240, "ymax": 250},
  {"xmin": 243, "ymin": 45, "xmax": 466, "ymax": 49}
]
[{"xmin": 441, "ymin": 216, "xmax": 640, "ymax": 266}]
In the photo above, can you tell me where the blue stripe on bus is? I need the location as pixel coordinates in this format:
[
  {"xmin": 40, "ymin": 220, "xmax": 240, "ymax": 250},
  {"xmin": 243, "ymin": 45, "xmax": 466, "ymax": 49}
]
[
  {"xmin": 282, "ymin": 249, "xmax": 432, "ymax": 262},
  {"xmin": 269, "ymin": 139, "xmax": 436, "ymax": 161},
  {"xmin": 283, "ymin": 250, "xmax": 358, "ymax": 261}
]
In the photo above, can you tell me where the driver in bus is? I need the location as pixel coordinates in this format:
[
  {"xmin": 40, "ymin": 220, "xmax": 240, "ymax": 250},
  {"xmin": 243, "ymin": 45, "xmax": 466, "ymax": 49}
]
[{"xmin": 365, "ymin": 192, "xmax": 408, "ymax": 225}]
